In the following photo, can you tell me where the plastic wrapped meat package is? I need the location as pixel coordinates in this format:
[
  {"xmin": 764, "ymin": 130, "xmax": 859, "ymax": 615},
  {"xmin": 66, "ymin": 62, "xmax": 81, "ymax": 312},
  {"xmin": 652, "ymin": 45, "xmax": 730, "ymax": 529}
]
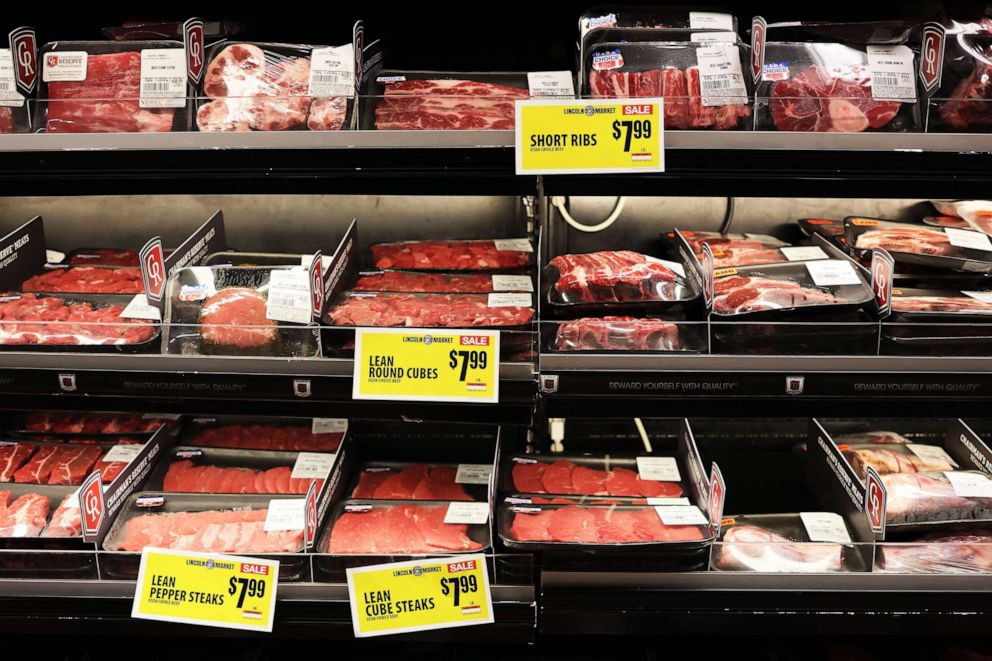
[
  {"xmin": 186, "ymin": 418, "xmax": 344, "ymax": 453},
  {"xmin": 0, "ymin": 293, "xmax": 158, "ymax": 350},
  {"xmin": 755, "ymin": 22, "xmax": 920, "ymax": 132},
  {"xmin": 882, "ymin": 287, "xmax": 992, "ymax": 356},
  {"xmin": 326, "ymin": 292, "xmax": 534, "ymax": 328},
  {"xmin": 506, "ymin": 456, "xmax": 685, "ymax": 498},
  {"xmin": 0, "ymin": 438, "xmax": 143, "ymax": 485},
  {"xmin": 0, "ymin": 485, "xmax": 84, "ymax": 539},
  {"xmin": 673, "ymin": 231, "xmax": 792, "ymax": 268},
  {"xmin": 878, "ymin": 529, "xmax": 992, "ymax": 573},
  {"xmin": 348, "ymin": 463, "xmax": 485, "ymax": 501},
  {"xmin": 369, "ymin": 239, "xmax": 534, "ymax": 271},
  {"xmin": 21, "ymin": 266, "xmax": 144, "ymax": 294},
  {"xmin": 882, "ymin": 470, "xmax": 992, "ymax": 527},
  {"xmin": 579, "ymin": 6, "xmax": 739, "ymax": 40},
  {"xmin": 39, "ymin": 41, "xmax": 190, "ymax": 133},
  {"xmin": 841, "ymin": 443, "xmax": 957, "ymax": 479},
  {"xmin": 198, "ymin": 42, "xmax": 351, "ymax": 132},
  {"xmin": 584, "ymin": 38, "xmax": 753, "ymax": 130},
  {"xmin": 352, "ymin": 270, "xmax": 520, "ymax": 294},
  {"xmin": 846, "ymin": 217, "xmax": 992, "ymax": 273},
  {"xmin": 926, "ymin": 22, "xmax": 992, "ymax": 131},
  {"xmin": 552, "ymin": 316, "xmax": 696, "ymax": 352},
  {"xmin": 164, "ymin": 266, "xmax": 321, "ymax": 357},
  {"xmin": 20, "ymin": 411, "xmax": 168, "ymax": 435},
  {"xmin": 147, "ymin": 446, "xmax": 331, "ymax": 495},
  {"xmin": 712, "ymin": 513, "xmax": 855, "ymax": 572},
  {"xmin": 503, "ymin": 503, "xmax": 706, "ymax": 546}
]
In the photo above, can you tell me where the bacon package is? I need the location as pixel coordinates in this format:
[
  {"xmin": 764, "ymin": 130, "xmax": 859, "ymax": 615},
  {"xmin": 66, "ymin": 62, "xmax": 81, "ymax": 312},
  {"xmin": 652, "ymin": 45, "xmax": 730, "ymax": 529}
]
[
  {"xmin": 754, "ymin": 21, "xmax": 921, "ymax": 132},
  {"xmin": 197, "ymin": 41, "xmax": 352, "ymax": 132},
  {"xmin": 712, "ymin": 513, "xmax": 856, "ymax": 572},
  {"xmin": 369, "ymin": 239, "xmax": 534, "ymax": 272},
  {"xmin": 0, "ymin": 293, "xmax": 158, "ymax": 350},
  {"xmin": 846, "ymin": 217, "xmax": 992, "ymax": 273}
]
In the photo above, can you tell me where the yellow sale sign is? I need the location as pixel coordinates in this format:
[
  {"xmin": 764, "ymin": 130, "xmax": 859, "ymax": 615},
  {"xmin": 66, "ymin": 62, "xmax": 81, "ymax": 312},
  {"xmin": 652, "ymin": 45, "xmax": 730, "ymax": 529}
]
[
  {"xmin": 515, "ymin": 98, "xmax": 665, "ymax": 174},
  {"xmin": 353, "ymin": 328, "xmax": 500, "ymax": 403},
  {"xmin": 347, "ymin": 554, "xmax": 493, "ymax": 637},
  {"xmin": 132, "ymin": 548, "xmax": 279, "ymax": 632}
]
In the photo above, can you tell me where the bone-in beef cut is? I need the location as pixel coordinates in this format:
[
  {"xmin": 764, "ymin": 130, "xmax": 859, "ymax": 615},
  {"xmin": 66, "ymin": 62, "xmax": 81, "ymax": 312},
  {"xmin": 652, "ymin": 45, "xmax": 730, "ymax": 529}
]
[
  {"xmin": 351, "ymin": 465, "xmax": 472, "ymax": 501},
  {"xmin": 548, "ymin": 251, "xmax": 682, "ymax": 304},
  {"xmin": 893, "ymin": 295, "xmax": 992, "ymax": 314},
  {"xmin": 111, "ymin": 508, "xmax": 304, "ymax": 553},
  {"xmin": 69, "ymin": 250, "xmax": 141, "ymax": 266},
  {"xmin": 880, "ymin": 530, "xmax": 992, "ymax": 573},
  {"xmin": 685, "ymin": 66, "xmax": 752, "ymax": 130},
  {"xmin": 199, "ymin": 288, "xmax": 277, "ymax": 349},
  {"xmin": 939, "ymin": 51, "xmax": 992, "ymax": 130},
  {"xmin": 45, "ymin": 52, "xmax": 176, "ymax": 133},
  {"xmin": 353, "ymin": 271, "xmax": 497, "ymax": 293},
  {"xmin": 24, "ymin": 411, "xmax": 166, "ymax": 434},
  {"xmin": 511, "ymin": 459, "xmax": 683, "ymax": 498},
  {"xmin": 371, "ymin": 240, "xmax": 532, "ymax": 270},
  {"xmin": 770, "ymin": 65, "xmax": 900, "ymax": 132},
  {"xmin": 554, "ymin": 316, "xmax": 681, "ymax": 352},
  {"xmin": 854, "ymin": 228, "xmax": 952, "ymax": 255},
  {"xmin": 682, "ymin": 235, "xmax": 788, "ymax": 268},
  {"xmin": 712, "ymin": 276, "xmax": 843, "ymax": 314},
  {"xmin": 162, "ymin": 459, "xmax": 321, "ymax": 495},
  {"xmin": 327, "ymin": 504, "xmax": 484, "ymax": 554},
  {"xmin": 715, "ymin": 525, "xmax": 844, "ymax": 572},
  {"xmin": 843, "ymin": 445, "xmax": 955, "ymax": 479},
  {"xmin": 509, "ymin": 505, "xmax": 704, "ymax": 544},
  {"xmin": 834, "ymin": 431, "xmax": 911, "ymax": 445},
  {"xmin": 190, "ymin": 424, "xmax": 342, "ymax": 452},
  {"xmin": 43, "ymin": 494, "xmax": 83, "ymax": 537},
  {"xmin": 374, "ymin": 79, "xmax": 530, "ymax": 130},
  {"xmin": 198, "ymin": 44, "xmax": 347, "ymax": 132},
  {"xmin": 0, "ymin": 491, "xmax": 51, "ymax": 537},
  {"xmin": 327, "ymin": 293, "xmax": 533, "ymax": 327},
  {"xmin": 0, "ymin": 444, "xmax": 35, "ymax": 482},
  {"xmin": 22, "ymin": 267, "xmax": 144, "ymax": 294},
  {"xmin": 0, "ymin": 294, "xmax": 156, "ymax": 346},
  {"xmin": 883, "ymin": 471, "xmax": 992, "ymax": 524}
]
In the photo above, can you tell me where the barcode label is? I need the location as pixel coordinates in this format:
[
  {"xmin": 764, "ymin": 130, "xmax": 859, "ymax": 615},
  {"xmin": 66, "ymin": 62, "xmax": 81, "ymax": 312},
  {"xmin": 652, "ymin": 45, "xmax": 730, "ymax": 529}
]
[
  {"xmin": 867, "ymin": 45, "xmax": 917, "ymax": 102},
  {"xmin": 702, "ymin": 78, "xmax": 735, "ymax": 90},
  {"xmin": 265, "ymin": 268, "xmax": 312, "ymax": 324},
  {"xmin": 696, "ymin": 45, "xmax": 747, "ymax": 107},
  {"xmin": 0, "ymin": 50, "xmax": 24, "ymax": 107},
  {"xmin": 309, "ymin": 45, "xmax": 355, "ymax": 98},
  {"xmin": 139, "ymin": 49, "xmax": 186, "ymax": 109}
]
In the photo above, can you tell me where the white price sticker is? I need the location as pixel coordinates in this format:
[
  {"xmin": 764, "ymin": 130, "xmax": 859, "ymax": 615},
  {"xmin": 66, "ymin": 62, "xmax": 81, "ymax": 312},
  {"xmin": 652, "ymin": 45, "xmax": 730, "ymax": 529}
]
[
  {"xmin": 487, "ymin": 293, "xmax": 532, "ymax": 308},
  {"xmin": 655, "ymin": 505, "xmax": 708, "ymax": 526},
  {"xmin": 444, "ymin": 501, "xmax": 490, "ymax": 525},
  {"xmin": 455, "ymin": 464, "xmax": 493, "ymax": 485},
  {"xmin": 527, "ymin": 71, "xmax": 575, "ymax": 97},
  {"xmin": 263, "ymin": 498, "xmax": 306, "ymax": 532},
  {"xmin": 805, "ymin": 259, "xmax": 861, "ymax": 287},
  {"xmin": 963, "ymin": 290, "xmax": 992, "ymax": 303},
  {"xmin": 101, "ymin": 443, "xmax": 145, "ymax": 464},
  {"xmin": 689, "ymin": 12, "xmax": 735, "ymax": 31},
  {"xmin": 691, "ymin": 32, "xmax": 739, "ymax": 43},
  {"xmin": 0, "ymin": 50, "xmax": 23, "ymax": 107},
  {"xmin": 946, "ymin": 227, "xmax": 992, "ymax": 252},
  {"xmin": 645, "ymin": 256, "xmax": 687, "ymax": 278},
  {"xmin": 646, "ymin": 497, "xmax": 691, "ymax": 506},
  {"xmin": 490, "ymin": 275, "xmax": 534, "ymax": 292},
  {"xmin": 311, "ymin": 418, "xmax": 348, "ymax": 434},
  {"xmin": 140, "ymin": 49, "xmax": 187, "ymax": 109},
  {"xmin": 308, "ymin": 45, "xmax": 355, "ymax": 98},
  {"xmin": 46, "ymin": 250, "xmax": 66, "ymax": 264},
  {"xmin": 696, "ymin": 45, "xmax": 747, "ymax": 107},
  {"xmin": 944, "ymin": 471, "xmax": 992, "ymax": 498},
  {"xmin": 636, "ymin": 456, "xmax": 681, "ymax": 482},
  {"xmin": 42, "ymin": 51, "xmax": 87, "ymax": 82},
  {"xmin": 290, "ymin": 452, "xmax": 336, "ymax": 480},
  {"xmin": 120, "ymin": 294, "xmax": 163, "ymax": 321},
  {"xmin": 780, "ymin": 246, "xmax": 829, "ymax": 262},
  {"xmin": 908, "ymin": 444, "xmax": 957, "ymax": 467},
  {"xmin": 866, "ymin": 45, "xmax": 917, "ymax": 102},
  {"xmin": 265, "ymin": 268, "xmax": 312, "ymax": 324},
  {"xmin": 800, "ymin": 512, "xmax": 852, "ymax": 543},
  {"xmin": 493, "ymin": 238, "xmax": 534, "ymax": 253}
]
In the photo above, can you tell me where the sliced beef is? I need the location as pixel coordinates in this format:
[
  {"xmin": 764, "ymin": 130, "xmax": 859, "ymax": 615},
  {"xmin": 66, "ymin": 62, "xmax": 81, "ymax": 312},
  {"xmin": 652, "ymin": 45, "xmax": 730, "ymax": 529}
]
[{"xmin": 199, "ymin": 288, "xmax": 277, "ymax": 349}]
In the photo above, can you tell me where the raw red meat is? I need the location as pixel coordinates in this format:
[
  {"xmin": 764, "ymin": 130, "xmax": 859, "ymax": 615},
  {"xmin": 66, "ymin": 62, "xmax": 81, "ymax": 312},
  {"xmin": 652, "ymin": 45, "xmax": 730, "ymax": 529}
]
[
  {"xmin": 351, "ymin": 465, "xmax": 471, "ymax": 501},
  {"xmin": 769, "ymin": 65, "xmax": 900, "ymax": 132},
  {"xmin": 687, "ymin": 237, "xmax": 788, "ymax": 268},
  {"xmin": 42, "ymin": 494, "xmax": 82, "ymax": 537},
  {"xmin": 371, "ymin": 240, "xmax": 531, "ymax": 270},
  {"xmin": 511, "ymin": 462, "xmax": 546, "ymax": 493},
  {"xmin": 69, "ymin": 250, "xmax": 141, "ymax": 266},
  {"xmin": 605, "ymin": 466, "xmax": 683, "ymax": 498},
  {"xmin": 880, "ymin": 530, "xmax": 992, "ymax": 573},
  {"xmin": 843, "ymin": 446, "xmax": 955, "ymax": 479},
  {"xmin": 712, "ymin": 276, "xmax": 843, "ymax": 315},
  {"xmin": 22, "ymin": 267, "xmax": 143, "ymax": 294},
  {"xmin": 94, "ymin": 441, "xmax": 143, "ymax": 483},
  {"xmin": 548, "ymin": 251, "xmax": 681, "ymax": 304},
  {"xmin": 715, "ymin": 525, "xmax": 843, "ymax": 572},
  {"xmin": 512, "ymin": 459, "xmax": 683, "ymax": 498},
  {"xmin": 834, "ymin": 431, "xmax": 910, "ymax": 445},
  {"xmin": 162, "ymin": 459, "xmax": 320, "ymax": 494},
  {"xmin": 509, "ymin": 505, "xmax": 704, "ymax": 544},
  {"xmin": 893, "ymin": 295, "xmax": 992, "ymax": 313},
  {"xmin": 46, "ymin": 446, "xmax": 104, "ymax": 485},
  {"xmin": 0, "ymin": 294, "xmax": 155, "ymax": 346},
  {"xmin": 685, "ymin": 66, "xmax": 752, "ymax": 130},
  {"xmin": 0, "ymin": 108, "xmax": 12, "ymax": 133},
  {"xmin": 374, "ymin": 79, "xmax": 530, "ymax": 130},
  {"xmin": 45, "ymin": 52, "xmax": 175, "ymax": 133},
  {"xmin": 112, "ymin": 508, "xmax": 303, "ymax": 553},
  {"xmin": 353, "ymin": 271, "xmax": 497, "ymax": 293},
  {"xmin": 190, "ymin": 424, "xmax": 342, "ymax": 452},
  {"xmin": 327, "ymin": 293, "xmax": 533, "ymax": 327},
  {"xmin": 882, "ymin": 471, "xmax": 992, "ymax": 524},
  {"xmin": 939, "ymin": 50, "xmax": 992, "ymax": 130},
  {"xmin": 24, "ymin": 412, "xmax": 166, "ymax": 434},
  {"xmin": 199, "ymin": 288, "xmax": 277, "ymax": 349},
  {"xmin": 307, "ymin": 97, "xmax": 348, "ymax": 131},
  {"xmin": 854, "ymin": 228, "xmax": 952, "ymax": 255},
  {"xmin": 0, "ymin": 492, "xmax": 50, "ymax": 537},
  {"xmin": 0, "ymin": 444, "xmax": 35, "ymax": 482},
  {"xmin": 327, "ymin": 504, "xmax": 484, "ymax": 554},
  {"xmin": 554, "ymin": 317, "xmax": 681, "ymax": 352},
  {"xmin": 12, "ymin": 446, "xmax": 60, "ymax": 483}
]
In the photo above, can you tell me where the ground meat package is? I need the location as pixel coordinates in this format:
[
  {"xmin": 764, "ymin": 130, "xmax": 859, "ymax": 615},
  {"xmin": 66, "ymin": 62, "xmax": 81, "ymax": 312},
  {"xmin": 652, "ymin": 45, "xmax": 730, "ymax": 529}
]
[
  {"xmin": 37, "ymin": 40, "xmax": 193, "ymax": 133},
  {"xmin": 882, "ymin": 287, "xmax": 992, "ymax": 356},
  {"xmin": 583, "ymin": 36, "xmax": 753, "ymax": 131},
  {"xmin": 920, "ymin": 20, "xmax": 992, "ymax": 131},
  {"xmin": 197, "ymin": 41, "xmax": 353, "ymax": 132},
  {"xmin": 369, "ymin": 239, "xmax": 535, "ymax": 272},
  {"xmin": 712, "ymin": 513, "xmax": 864, "ymax": 572},
  {"xmin": 877, "ymin": 527, "xmax": 992, "ymax": 573},
  {"xmin": 846, "ymin": 217, "xmax": 992, "ymax": 273},
  {"xmin": 163, "ymin": 266, "xmax": 321, "ymax": 357},
  {"xmin": 184, "ymin": 415, "xmax": 346, "ymax": 453},
  {"xmin": 753, "ymin": 21, "xmax": 921, "ymax": 132},
  {"xmin": 363, "ymin": 70, "xmax": 531, "ymax": 131}
]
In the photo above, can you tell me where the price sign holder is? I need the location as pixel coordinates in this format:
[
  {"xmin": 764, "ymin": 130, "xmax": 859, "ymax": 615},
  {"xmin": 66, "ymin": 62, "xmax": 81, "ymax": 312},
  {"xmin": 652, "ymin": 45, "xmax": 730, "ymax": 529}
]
[
  {"xmin": 347, "ymin": 554, "xmax": 493, "ymax": 638},
  {"xmin": 132, "ymin": 547, "xmax": 279, "ymax": 632},
  {"xmin": 515, "ymin": 98, "xmax": 665, "ymax": 175},
  {"xmin": 353, "ymin": 328, "xmax": 500, "ymax": 404}
]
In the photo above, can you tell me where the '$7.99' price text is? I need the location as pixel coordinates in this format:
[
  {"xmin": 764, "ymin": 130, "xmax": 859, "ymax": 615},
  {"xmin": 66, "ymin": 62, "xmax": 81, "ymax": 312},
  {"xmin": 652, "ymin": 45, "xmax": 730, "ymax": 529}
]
[
  {"xmin": 611, "ymin": 119, "xmax": 653, "ymax": 152},
  {"xmin": 439, "ymin": 574, "xmax": 479, "ymax": 606},
  {"xmin": 228, "ymin": 577, "xmax": 266, "ymax": 608},
  {"xmin": 448, "ymin": 350, "xmax": 488, "ymax": 382}
]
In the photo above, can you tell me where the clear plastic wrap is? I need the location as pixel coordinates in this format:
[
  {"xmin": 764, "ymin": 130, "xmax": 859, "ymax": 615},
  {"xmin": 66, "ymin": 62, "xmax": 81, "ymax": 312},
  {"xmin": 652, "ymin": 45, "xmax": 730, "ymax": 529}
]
[
  {"xmin": 0, "ymin": 293, "xmax": 158, "ymax": 349},
  {"xmin": 326, "ymin": 292, "xmax": 534, "ymax": 328},
  {"xmin": 505, "ymin": 455, "xmax": 684, "ymax": 498},
  {"xmin": 18, "ymin": 411, "xmax": 169, "ymax": 435},
  {"xmin": 712, "ymin": 513, "xmax": 854, "ymax": 572},
  {"xmin": 551, "ymin": 316, "xmax": 689, "ymax": 352},
  {"xmin": 148, "ymin": 446, "xmax": 329, "ymax": 495},
  {"xmin": 67, "ymin": 249, "xmax": 142, "ymax": 267},
  {"xmin": 846, "ymin": 217, "xmax": 992, "ymax": 273},
  {"xmin": 711, "ymin": 261, "xmax": 872, "ymax": 317},
  {"xmin": 0, "ymin": 484, "xmax": 80, "ymax": 538},
  {"xmin": 352, "ymin": 270, "xmax": 518, "ymax": 293},
  {"xmin": 580, "ymin": 6, "xmax": 739, "ymax": 39},
  {"xmin": 833, "ymin": 430, "xmax": 912, "ymax": 445},
  {"xmin": 878, "ymin": 529, "xmax": 992, "ymax": 573},
  {"xmin": 926, "ymin": 22, "xmax": 992, "ymax": 132},
  {"xmin": 673, "ymin": 231, "xmax": 790, "ymax": 267},
  {"xmin": 185, "ymin": 417, "xmax": 343, "ymax": 453},
  {"xmin": 0, "ymin": 439, "xmax": 140, "ymax": 485},
  {"xmin": 21, "ymin": 266, "xmax": 143, "ymax": 294},
  {"xmin": 841, "ymin": 443, "xmax": 957, "ymax": 479},
  {"xmin": 883, "ymin": 470, "xmax": 992, "ymax": 526},
  {"xmin": 369, "ymin": 239, "xmax": 534, "ymax": 271},
  {"xmin": 348, "ymin": 463, "xmax": 482, "ymax": 501}
]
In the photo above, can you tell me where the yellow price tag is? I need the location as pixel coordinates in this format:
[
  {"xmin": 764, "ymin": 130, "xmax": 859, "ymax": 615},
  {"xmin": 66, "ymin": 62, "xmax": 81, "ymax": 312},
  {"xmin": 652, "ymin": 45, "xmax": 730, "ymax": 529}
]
[
  {"xmin": 132, "ymin": 548, "xmax": 278, "ymax": 632},
  {"xmin": 347, "ymin": 554, "xmax": 493, "ymax": 637},
  {"xmin": 515, "ymin": 97, "xmax": 665, "ymax": 174},
  {"xmin": 353, "ymin": 328, "xmax": 500, "ymax": 403}
]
